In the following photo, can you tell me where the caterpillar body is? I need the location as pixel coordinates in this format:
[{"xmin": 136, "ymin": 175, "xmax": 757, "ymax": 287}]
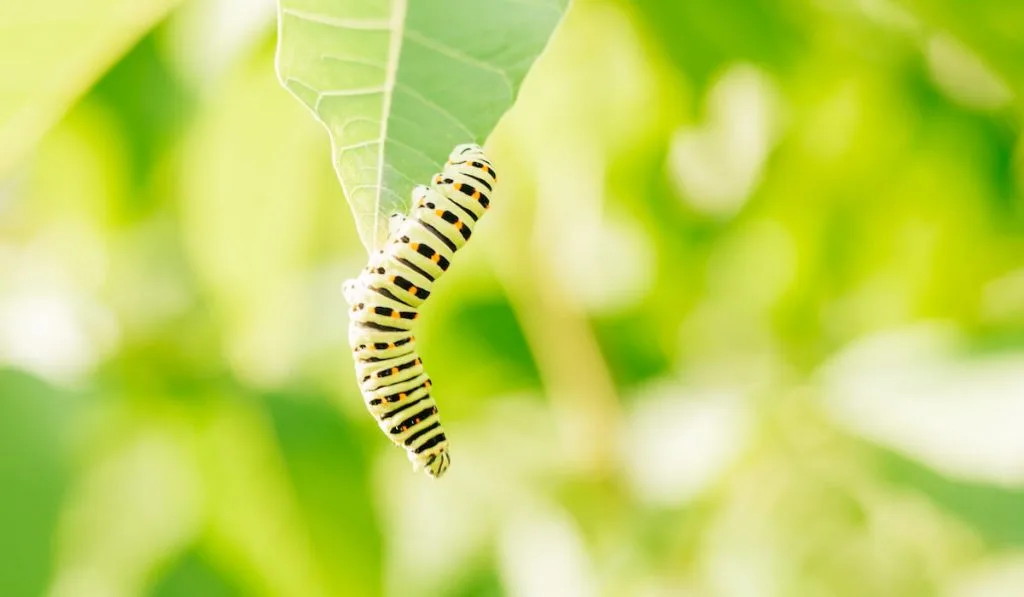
[{"xmin": 342, "ymin": 143, "xmax": 496, "ymax": 478}]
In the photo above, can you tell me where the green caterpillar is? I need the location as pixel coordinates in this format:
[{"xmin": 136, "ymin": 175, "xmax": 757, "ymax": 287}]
[{"xmin": 343, "ymin": 144, "xmax": 496, "ymax": 478}]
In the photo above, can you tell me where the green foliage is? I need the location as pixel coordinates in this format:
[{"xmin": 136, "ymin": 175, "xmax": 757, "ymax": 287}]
[
  {"xmin": 0, "ymin": 0, "xmax": 184, "ymax": 176},
  {"xmin": 276, "ymin": 0, "xmax": 569, "ymax": 250},
  {"xmin": 2, "ymin": 0, "xmax": 1024, "ymax": 595},
  {"xmin": 0, "ymin": 371, "xmax": 74, "ymax": 597},
  {"xmin": 879, "ymin": 449, "xmax": 1024, "ymax": 548},
  {"xmin": 150, "ymin": 550, "xmax": 245, "ymax": 597}
]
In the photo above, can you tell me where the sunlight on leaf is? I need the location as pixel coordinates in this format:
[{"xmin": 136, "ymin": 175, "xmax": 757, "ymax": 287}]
[{"xmin": 275, "ymin": 0, "xmax": 569, "ymax": 251}]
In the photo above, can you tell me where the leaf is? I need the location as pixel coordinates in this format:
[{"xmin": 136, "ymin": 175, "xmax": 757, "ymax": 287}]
[
  {"xmin": 632, "ymin": 0, "xmax": 807, "ymax": 89},
  {"xmin": 0, "ymin": 0, "xmax": 183, "ymax": 176},
  {"xmin": 275, "ymin": 0, "xmax": 569, "ymax": 251},
  {"xmin": 877, "ymin": 449, "xmax": 1024, "ymax": 548},
  {"xmin": 149, "ymin": 549, "xmax": 246, "ymax": 597},
  {"xmin": 0, "ymin": 369, "xmax": 75, "ymax": 596},
  {"xmin": 262, "ymin": 390, "xmax": 382, "ymax": 597},
  {"xmin": 180, "ymin": 38, "xmax": 334, "ymax": 385},
  {"xmin": 893, "ymin": 0, "xmax": 1024, "ymax": 98}
]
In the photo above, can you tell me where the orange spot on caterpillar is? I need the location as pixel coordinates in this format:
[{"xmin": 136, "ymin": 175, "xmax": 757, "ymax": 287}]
[
  {"xmin": 391, "ymin": 311, "xmax": 400, "ymax": 319},
  {"xmin": 455, "ymin": 221, "xmax": 463, "ymax": 230},
  {"xmin": 453, "ymin": 182, "xmax": 462, "ymax": 191},
  {"xmin": 409, "ymin": 286, "xmax": 418, "ymax": 294},
  {"xmin": 431, "ymin": 254, "xmax": 440, "ymax": 263}
]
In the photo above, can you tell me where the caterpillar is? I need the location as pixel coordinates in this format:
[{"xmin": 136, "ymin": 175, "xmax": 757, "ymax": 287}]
[{"xmin": 342, "ymin": 143, "xmax": 496, "ymax": 478}]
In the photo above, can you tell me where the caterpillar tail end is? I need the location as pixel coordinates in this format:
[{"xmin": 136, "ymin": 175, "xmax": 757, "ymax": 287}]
[{"xmin": 415, "ymin": 448, "xmax": 451, "ymax": 479}]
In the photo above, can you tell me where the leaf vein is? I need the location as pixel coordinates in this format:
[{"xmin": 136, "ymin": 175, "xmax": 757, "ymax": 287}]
[
  {"xmin": 282, "ymin": 8, "xmax": 391, "ymax": 31},
  {"xmin": 372, "ymin": 0, "xmax": 408, "ymax": 250},
  {"xmin": 404, "ymin": 30, "xmax": 515, "ymax": 96},
  {"xmin": 395, "ymin": 83, "xmax": 476, "ymax": 140}
]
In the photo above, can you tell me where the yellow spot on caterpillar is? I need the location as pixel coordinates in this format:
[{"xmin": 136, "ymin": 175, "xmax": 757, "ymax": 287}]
[
  {"xmin": 391, "ymin": 367, "xmax": 399, "ymax": 376},
  {"xmin": 388, "ymin": 343, "xmax": 395, "ymax": 349},
  {"xmin": 455, "ymin": 221, "xmax": 463, "ymax": 230},
  {"xmin": 435, "ymin": 210, "xmax": 444, "ymax": 217},
  {"xmin": 472, "ymin": 191, "xmax": 481, "ymax": 200},
  {"xmin": 409, "ymin": 286, "xmax": 418, "ymax": 295},
  {"xmin": 399, "ymin": 392, "xmax": 407, "ymax": 401},
  {"xmin": 411, "ymin": 242, "xmax": 419, "ymax": 250},
  {"xmin": 431, "ymin": 254, "xmax": 440, "ymax": 263},
  {"xmin": 391, "ymin": 311, "xmax": 400, "ymax": 319},
  {"xmin": 453, "ymin": 182, "xmax": 462, "ymax": 191}
]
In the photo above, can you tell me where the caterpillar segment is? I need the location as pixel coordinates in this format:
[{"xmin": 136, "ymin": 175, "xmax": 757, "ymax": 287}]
[{"xmin": 342, "ymin": 143, "xmax": 495, "ymax": 478}]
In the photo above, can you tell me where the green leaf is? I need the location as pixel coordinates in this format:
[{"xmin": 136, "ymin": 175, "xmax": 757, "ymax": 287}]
[
  {"xmin": 275, "ymin": 0, "xmax": 569, "ymax": 251},
  {"xmin": 0, "ymin": 0, "xmax": 183, "ymax": 176},
  {"xmin": 180, "ymin": 38, "xmax": 335, "ymax": 385},
  {"xmin": 0, "ymin": 369, "xmax": 76, "ymax": 596},
  {"xmin": 263, "ymin": 390, "xmax": 382, "ymax": 597},
  {"xmin": 149, "ymin": 549, "xmax": 246, "ymax": 597},
  {"xmin": 894, "ymin": 0, "xmax": 1024, "ymax": 99},
  {"xmin": 877, "ymin": 449, "xmax": 1024, "ymax": 547}
]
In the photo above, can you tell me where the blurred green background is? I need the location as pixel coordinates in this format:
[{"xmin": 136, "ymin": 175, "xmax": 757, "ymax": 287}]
[{"xmin": 3, "ymin": 0, "xmax": 1024, "ymax": 595}]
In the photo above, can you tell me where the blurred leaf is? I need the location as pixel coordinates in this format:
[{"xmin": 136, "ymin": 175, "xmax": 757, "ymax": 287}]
[
  {"xmin": 0, "ymin": 0, "xmax": 183, "ymax": 176},
  {"xmin": 263, "ymin": 390, "xmax": 382, "ymax": 597},
  {"xmin": 89, "ymin": 30, "xmax": 194, "ymax": 203},
  {"xmin": 150, "ymin": 549, "xmax": 245, "ymax": 597},
  {"xmin": 446, "ymin": 562, "xmax": 505, "ymax": 597},
  {"xmin": 420, "ymin": 297, "xmax": 542, "ymax": 411},
  {"xmin": 878, "ymin": 450, "xmax": 1024, "ymax": 547},
  {"xmin": 275, "ymin": 0, "xmax": 569, "ymax": 250},
  {"xmin": 593, "ymin": 315, "xmax": 673, "ymax": 391},
  {"xmin": 895, "ymin": 0, "xmax": 1024, "ymax": 98},
  {"xmin": 632, "ymin": 0, "xmax": 807, "ymax": 89},
  {"xmin": 179, "ymin": 39, "xmax": 334, "ymax": 386},
  {"xmin": 199, "ymin": 397, "xmax": 346, "ymax": 597},
  {"xmin": 0, "ymin": 369, "xmax": 74, "ymax": 596}
]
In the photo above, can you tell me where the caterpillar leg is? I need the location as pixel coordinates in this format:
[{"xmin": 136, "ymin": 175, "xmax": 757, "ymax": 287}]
[
  {"xmin": 342, "ymin": 279, "xmax": 360, "ymax": 305},
  {"xmin": 388, "ymin": 212, "xmax": 408, "ymax": 236},
  {"xmin": 410, "ymin": 184, "xmax": 429, "ymax": 207}
]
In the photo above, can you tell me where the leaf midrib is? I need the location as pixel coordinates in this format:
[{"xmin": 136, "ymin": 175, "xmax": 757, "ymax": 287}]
[{"xmin": 372, "ymin": 0, "xmax": 408, "ymax": 250}]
